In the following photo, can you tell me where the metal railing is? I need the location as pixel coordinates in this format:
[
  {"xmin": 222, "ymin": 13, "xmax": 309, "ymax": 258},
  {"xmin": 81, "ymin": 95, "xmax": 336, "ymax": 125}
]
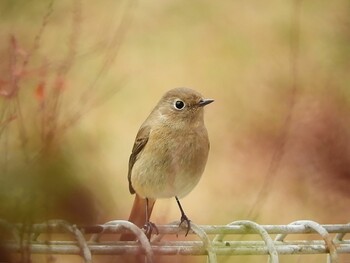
[{"xmin": 1, "ymin": 219, "xmax": 349, "ymax": 263}]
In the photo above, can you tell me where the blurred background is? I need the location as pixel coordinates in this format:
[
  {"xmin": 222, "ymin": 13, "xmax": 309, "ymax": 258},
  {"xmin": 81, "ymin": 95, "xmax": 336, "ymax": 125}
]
[{"xmin": 0, "ymin": 0, "xmax": 349, "ymax": 262}]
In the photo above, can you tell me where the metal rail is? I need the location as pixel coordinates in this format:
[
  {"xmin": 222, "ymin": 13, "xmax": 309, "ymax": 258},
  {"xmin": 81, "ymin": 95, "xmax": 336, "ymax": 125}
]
[{"xmin": 0, "ymin": 219, "xmax": 349, "ymax": 263}]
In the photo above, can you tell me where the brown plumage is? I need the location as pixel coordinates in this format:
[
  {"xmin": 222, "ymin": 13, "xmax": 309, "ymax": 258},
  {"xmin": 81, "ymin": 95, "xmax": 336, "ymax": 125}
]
[{"xmin": 121, "ymin": 87, "xmax": 213, "ymax": 241}]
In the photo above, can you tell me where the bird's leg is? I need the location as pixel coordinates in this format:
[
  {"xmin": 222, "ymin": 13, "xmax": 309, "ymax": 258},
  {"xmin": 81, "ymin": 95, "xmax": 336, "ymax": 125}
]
[
  {"xmin": 143, "ymin": 198, "xmax": 158, "ymax": 239},
  {"xmin": 175, "ymin": 196, "xmax": 191, "ymax": 236}
]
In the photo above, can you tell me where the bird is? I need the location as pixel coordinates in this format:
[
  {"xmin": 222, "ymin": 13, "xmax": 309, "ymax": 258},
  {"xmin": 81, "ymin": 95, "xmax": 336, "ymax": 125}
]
[{"xmin": 120, "ymin": 87, "xmax": 213, "ymax": 241}]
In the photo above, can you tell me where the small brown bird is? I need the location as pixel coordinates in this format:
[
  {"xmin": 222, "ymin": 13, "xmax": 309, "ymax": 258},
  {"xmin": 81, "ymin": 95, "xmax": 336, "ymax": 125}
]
[{"xmin": 121, "ymin": 87, "xmax": 213, "ymax": 240}]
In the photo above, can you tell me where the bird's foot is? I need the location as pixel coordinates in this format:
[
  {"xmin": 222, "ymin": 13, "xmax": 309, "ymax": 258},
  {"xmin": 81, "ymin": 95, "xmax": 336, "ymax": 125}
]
[
  {"xmin": 143, "ymin": 221, "xmax": 159, "ymax": 239},
  {"xmin": 179, "ymin": 213, "xmax": 191, "ymax": 236}
]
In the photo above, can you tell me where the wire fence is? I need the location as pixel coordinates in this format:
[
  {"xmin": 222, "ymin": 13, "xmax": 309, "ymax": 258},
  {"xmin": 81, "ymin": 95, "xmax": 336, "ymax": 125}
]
[{"xmin": 0, "ymin": 219, "xmax": 349, "ymax": 263}]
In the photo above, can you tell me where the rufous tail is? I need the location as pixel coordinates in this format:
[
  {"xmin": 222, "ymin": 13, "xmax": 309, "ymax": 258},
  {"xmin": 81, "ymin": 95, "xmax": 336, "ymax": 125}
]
[{"xmin": 120, "ymin": 194, "xmax": 155, "ymax": 241}]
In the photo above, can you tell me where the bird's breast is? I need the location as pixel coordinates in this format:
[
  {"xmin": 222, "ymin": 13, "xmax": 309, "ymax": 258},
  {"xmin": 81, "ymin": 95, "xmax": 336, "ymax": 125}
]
[{"xmin": 131, "ymin": 125, "xmax": 209, "ymax": 199}]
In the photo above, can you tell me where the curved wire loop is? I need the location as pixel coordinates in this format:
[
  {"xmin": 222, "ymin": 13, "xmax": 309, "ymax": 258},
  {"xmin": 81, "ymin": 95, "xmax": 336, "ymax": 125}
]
[
  {"xmin": 213, "ymin": 220, "xmax": 279, "ymax": 263},
  {"xmin": 188, "ymin": 221, "xmax": 217, "ymax": 263},
  {"xmin": 275, "ymin": 220, "xmax": 338, "ymax": 263},
  {"xmin": 41, "ymin": 220, "xmax": 92, "ymax": 263},
  {"xmin": 151, "ymin": 220, "xmax": 217, "ymax": 263},
  {"xmin": 91, "ymin": 220, "xmax": 154, "ymax": 263}
]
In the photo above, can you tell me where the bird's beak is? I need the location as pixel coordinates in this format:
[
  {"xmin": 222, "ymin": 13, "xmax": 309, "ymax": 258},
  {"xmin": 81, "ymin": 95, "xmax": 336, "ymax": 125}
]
[{"xmin": 198, "ymin": 99, "xmax": 214, "ymax": 107}]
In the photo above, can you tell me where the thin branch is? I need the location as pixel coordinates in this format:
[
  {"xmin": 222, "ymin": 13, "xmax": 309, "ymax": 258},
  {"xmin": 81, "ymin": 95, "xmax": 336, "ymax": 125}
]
[{"xmin": 22, "ymin": 0, "xmax": 55, "ymax": 70}]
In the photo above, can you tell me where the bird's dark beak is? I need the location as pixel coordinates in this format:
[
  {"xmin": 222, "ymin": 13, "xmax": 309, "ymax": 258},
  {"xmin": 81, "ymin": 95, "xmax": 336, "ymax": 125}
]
[{"xmin": 198, "ymin": 99, "xmax": 214, "ymax": 107}]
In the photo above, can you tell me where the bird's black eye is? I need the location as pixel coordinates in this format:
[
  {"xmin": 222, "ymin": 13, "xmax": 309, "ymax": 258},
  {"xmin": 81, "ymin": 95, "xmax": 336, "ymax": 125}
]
[{"xmin": 174, "ymin": 99, "xmax": 185, "ymax": 110}]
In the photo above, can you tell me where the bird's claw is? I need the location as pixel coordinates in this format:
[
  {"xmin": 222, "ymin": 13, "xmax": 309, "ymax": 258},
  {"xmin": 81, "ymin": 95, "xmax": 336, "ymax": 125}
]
[
  {"xmin": 143, "ymin": 221, "xmax": 159, "ymax": 239},
  {"xmin": 179, "ymin": 214, "xmax": 191, "ymax": 236}
]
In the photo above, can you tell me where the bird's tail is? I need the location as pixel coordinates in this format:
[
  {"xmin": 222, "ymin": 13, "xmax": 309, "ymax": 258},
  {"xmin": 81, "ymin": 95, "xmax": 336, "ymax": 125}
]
[{"xmin": 120, "ymin": 194, "xmax": 156, "ymax": 241}]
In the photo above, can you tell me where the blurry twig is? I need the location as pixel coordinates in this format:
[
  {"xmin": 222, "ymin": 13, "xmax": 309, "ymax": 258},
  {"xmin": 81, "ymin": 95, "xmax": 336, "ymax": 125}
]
[
  {"xmin": 0, "ymin": 108, "xmax": 14, "ymax": 174},
  {"xmin": 30, "ymin": 0, "xmax": 137, "ymax": 158},
  {"xmin": 23, "ymin": 0, "xmax": 55, "ymax": 70},
  {"xmin": 247, "ymin": 0, "xmax": 302, "ymax": 220},
  {"xmin": 0, "ymin": 0, "xmax": 136, "ymax": 160},
  {"xmin": 80, "ymin": 0, "xmax": 137, "ymax": 99},
  {"xmin": 10, "ymin": 37, "xmax": 29, "ymax": 161},
  {"xmin": 0, "ymin": 1, "xmax": 55, "ymax": 162},
  {"xmin": 62, "ymin": 0, "xmax": 138, "ymax": 132},
  {"xmin": 39, "ymin": 0, "xmax": 81, "ymax": 151}
]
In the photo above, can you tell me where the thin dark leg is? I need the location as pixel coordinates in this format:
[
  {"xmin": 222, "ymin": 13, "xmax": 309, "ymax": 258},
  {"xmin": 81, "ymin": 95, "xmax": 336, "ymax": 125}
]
[
  {"xmin": 145, "ymin": 198, "xmax": 151, "ymax": 222},
  {"xmin": 175, "ymin": 196, "xmax": 191, "ymax": 236},
  {"xmin": 143, "ymin": 198, "xmax": 158, "ymax": 239}
]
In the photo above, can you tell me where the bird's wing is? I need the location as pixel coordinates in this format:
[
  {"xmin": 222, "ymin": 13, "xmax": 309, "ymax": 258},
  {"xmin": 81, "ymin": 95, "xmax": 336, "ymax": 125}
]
[{"xmin": 128, "ymin": 125, "xmax": 151, "ymax": 194}]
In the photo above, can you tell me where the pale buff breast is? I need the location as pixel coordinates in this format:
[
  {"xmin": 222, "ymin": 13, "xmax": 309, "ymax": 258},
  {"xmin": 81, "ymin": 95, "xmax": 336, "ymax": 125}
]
[{"xmin": 130, "ymin": 125, "xmax": 210, "ymax": 199}]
